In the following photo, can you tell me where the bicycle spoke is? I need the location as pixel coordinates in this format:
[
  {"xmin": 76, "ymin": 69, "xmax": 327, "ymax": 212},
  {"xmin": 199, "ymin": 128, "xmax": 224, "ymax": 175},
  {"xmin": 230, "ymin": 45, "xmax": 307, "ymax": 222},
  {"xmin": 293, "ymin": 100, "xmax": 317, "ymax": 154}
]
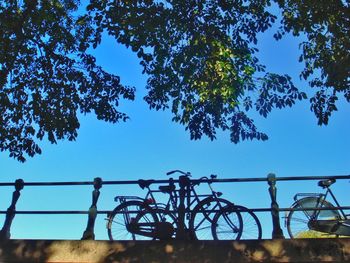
[
  {"xmin": 195, "ymin": 225, "xmax": 212, "ymax": 232},
  {"xmin": 289, "ymin": 217, "xmax": 309, "ymax": 224}
]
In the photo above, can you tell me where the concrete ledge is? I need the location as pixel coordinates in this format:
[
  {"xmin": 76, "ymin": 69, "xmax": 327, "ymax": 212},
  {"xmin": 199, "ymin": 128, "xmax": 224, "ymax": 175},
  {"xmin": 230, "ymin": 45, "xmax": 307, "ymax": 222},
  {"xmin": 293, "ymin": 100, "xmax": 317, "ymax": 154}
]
[{"xmin": 0, "ymin": 238, "xmax": 350, "ymax": 262}]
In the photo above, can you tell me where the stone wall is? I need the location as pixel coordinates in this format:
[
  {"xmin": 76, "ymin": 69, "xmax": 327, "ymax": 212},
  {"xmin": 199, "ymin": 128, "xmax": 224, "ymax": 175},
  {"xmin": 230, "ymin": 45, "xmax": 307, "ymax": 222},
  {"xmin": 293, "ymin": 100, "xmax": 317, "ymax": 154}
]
[{"xmin": 0, "ymin": 238, "xmax": 349, "ymax": 262}]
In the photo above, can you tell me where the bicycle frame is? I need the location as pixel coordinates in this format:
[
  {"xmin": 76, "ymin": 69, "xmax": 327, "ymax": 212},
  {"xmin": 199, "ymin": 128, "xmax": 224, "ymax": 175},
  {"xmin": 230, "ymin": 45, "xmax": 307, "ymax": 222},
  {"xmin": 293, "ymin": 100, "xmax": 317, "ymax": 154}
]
[{"xmin": 143, "ymin": 178, "xmax": 219, "ymax": 223}]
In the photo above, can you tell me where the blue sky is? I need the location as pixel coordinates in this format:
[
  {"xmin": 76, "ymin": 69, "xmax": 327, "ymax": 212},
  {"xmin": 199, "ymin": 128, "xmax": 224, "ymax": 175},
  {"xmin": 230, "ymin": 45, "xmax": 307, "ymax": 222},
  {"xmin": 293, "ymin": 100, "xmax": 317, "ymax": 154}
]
[{"xmin": 0, "ymin": 10, "xmax": 349, "ymax": 240}]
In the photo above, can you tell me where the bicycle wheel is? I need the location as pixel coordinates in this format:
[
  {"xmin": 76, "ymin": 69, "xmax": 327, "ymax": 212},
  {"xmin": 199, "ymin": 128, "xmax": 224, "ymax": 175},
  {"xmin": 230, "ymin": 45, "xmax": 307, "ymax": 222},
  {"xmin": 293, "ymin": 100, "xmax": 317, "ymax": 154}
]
[
  {"xmin": 212, "ymin": 205, "xmax": 262, "ymax": 240},
  {"xmin": 287, "ymin": 197, "xmax": 341, "ymax": 238},
  {"xmin": 189, "ymin": 197, "xmax": 242, "ymax": 240},
  {"xmin": 107, "ymin": 200, "xmax": 158, "ymax": 241}
]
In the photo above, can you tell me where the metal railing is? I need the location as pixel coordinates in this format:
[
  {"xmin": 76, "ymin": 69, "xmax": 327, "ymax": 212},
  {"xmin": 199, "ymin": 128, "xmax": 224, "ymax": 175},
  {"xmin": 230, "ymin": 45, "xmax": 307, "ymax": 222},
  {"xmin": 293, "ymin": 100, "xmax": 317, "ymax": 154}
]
[{"xmin": 0, "ymin": 173, "xmax": 349, "ymax": 240}]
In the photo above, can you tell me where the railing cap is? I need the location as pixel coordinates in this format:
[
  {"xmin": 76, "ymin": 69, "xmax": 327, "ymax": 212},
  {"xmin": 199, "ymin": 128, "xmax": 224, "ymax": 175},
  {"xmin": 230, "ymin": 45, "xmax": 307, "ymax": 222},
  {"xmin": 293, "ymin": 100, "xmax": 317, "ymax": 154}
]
[
  {"xmin": 93, "ymin": 177, "xmax": 103, "ymax": 189},
  {"xmin": 15, "ymin": 179, "xmax": 24, "ymax": 191}
]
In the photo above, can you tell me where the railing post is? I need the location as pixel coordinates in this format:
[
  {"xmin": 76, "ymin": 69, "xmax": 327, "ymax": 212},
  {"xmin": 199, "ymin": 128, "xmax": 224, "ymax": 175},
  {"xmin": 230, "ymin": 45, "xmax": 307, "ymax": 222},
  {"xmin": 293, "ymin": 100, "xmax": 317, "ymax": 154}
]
[
  {"xmin": 0, "ymin": 179, "xmax": 24, "ymax": 240},
  {"xmin": 267, "ymin": 173, "xmax": 285, "ymax": 239},
  {"xmin": 81, "ymin": 177, "xmax": 102, "ymax": 240},
  {"xmin": 176, "ymin": 175, "xmax": 191, "ymax": 240}
]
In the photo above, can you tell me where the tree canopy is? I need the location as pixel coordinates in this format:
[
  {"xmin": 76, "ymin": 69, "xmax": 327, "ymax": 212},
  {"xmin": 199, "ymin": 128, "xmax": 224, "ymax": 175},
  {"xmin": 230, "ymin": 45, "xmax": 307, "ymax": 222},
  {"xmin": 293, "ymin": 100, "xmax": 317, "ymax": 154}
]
[
  {"xmin": 0, "ymin": 0, "xmax": 349, "ymax": 161},
  {"xmin": 0, "ymin": 0, "xmax": 135, "ymax": 162}
]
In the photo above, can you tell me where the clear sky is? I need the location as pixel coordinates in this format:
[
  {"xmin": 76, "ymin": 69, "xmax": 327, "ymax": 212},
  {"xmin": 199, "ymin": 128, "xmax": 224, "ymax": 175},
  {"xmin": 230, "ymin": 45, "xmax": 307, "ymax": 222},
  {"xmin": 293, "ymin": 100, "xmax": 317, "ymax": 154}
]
[{"xmin": 0, "ymin": 9, "xmax": 349, "ymax": 240}]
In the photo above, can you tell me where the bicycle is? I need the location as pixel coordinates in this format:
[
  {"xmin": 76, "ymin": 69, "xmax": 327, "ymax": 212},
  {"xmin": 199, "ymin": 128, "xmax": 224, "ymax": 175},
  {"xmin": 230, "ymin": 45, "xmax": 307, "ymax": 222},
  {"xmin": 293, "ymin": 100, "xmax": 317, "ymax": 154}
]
[
  {"xmin": 159, "ymin": 170, "xmax": 262, "ymax": 240},
  {"xmin": 107, "ymin": 170, "xmax": 262, "ymax": 240},
  {"xmin": 285, "ymin": 178, "xmax": 350, "ymax": 238},
  {"xmin": 107, "ymin": 170, "xmax": 243, "ymax": 240},
  {"xmin": 169, "ymin": 170, "xmax": 242, "ymax": 240},
  {"xmin": 106, "ymin": 179, "xmax": 177, "ymax": 241}
]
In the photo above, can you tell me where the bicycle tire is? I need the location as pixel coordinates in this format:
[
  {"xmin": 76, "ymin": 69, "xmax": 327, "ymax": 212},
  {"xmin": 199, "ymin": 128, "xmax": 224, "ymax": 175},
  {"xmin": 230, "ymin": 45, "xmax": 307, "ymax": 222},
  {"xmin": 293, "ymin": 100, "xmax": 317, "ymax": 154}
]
[
  {"xmin": 212, "ymin": 205, "xmax": 262, "ymax": 240},
  {"xmin": 107, "ymin": 200, "xmax": 158, "ymax": 241},
  {"xmin": 189, "ymin": 197, "xmax": 242, "ymax": 240},
  {"xmin": 287, "ymin": 197, "xmax": 341, "ymax": 238}
]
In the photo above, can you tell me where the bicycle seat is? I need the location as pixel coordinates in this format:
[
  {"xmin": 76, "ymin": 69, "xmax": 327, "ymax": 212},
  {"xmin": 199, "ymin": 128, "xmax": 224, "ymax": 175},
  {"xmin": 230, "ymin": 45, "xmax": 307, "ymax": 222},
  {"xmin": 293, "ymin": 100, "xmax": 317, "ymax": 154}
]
[
  {"xmin": 159, "ymin": 184, "xmax": 176, "ymax": 194},
  {"xmin": 138, "ymin": 179, "xmax": 155, "ymax": 189},
  {"xmin": 318, "ymin": 178, "xmax": 336, "ymax": 188}
]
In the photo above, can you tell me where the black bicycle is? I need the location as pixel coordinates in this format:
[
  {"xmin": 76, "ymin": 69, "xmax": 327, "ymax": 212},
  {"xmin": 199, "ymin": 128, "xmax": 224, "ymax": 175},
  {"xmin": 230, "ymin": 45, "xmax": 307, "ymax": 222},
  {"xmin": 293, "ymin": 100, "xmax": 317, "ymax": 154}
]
[
  {"xmin": 106, "ymin": 178, "xmax": 177, "ymax": 241},
  {"xmin": 286, "ymin": 178, "xmax": 350, "ymax": 238}
]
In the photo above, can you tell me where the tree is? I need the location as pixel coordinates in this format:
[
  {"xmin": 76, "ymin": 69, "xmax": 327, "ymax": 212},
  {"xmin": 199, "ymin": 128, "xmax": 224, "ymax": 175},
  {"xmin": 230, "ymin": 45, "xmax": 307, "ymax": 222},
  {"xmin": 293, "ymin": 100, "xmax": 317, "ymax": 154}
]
[
  {"xmin": 0, "ymin": 0, "xmax": 135, "ymax": 162},
  {"xmin": 1, "ymin": 0, "xmax": 348, "ymax": 162},
  {"xmin": 275, "ymin": 0, "xmax": 350, "ymax": 125},
  {"xmin": 88, "ymin": 0, "xmax": 306, "ymax": 143}
]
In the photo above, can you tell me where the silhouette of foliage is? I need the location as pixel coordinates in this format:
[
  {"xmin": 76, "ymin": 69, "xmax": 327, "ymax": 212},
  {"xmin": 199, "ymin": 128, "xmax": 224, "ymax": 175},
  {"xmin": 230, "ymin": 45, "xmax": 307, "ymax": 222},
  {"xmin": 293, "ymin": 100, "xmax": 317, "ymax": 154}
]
[
  {"xmin": 275, "ymin": 0, "xmax": 350, "ymax": 125},
  {"xmin": 88, "ymin": 0, "xmax": 306, "ymax": 143},
  {"xmin": 0, "ymin": 0, "xmax": 135, "ymax": 161},
  {"xmin": 1, "ymin": 0, "xmax": 348, "ymax": 162}
]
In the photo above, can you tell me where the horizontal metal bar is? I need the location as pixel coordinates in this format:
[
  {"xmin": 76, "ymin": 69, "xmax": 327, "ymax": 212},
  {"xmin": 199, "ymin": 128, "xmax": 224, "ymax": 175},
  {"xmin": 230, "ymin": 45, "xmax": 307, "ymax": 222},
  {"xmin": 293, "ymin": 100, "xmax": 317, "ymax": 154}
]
[
  {"xmin": 0, "ymin": 205, "xmax": 349, "ymax": 215},
  {"xmin": 0, "ymin": 175, "xmax": 349, "ymax": 187},
  {"xmin": 250, "ymin": 206, "xmax": 350, "ymax": 213},
  {"xmin": 210, "ymin": 175, "xmax": 350, "ymax": 183},
  {"xmin": 274, "ymin": 175, "xmax": 350, "ymax": 182},
  {"xmin": 0, "ymin": 181, "xmax": 94, "ymax": 187},
  {"xmin": 0, "ymin": 211, "xmax": 113, "ymax": 214},
  {"xmin": 94, "ymin": 175, "xmax": 350, "ymax": 185}
]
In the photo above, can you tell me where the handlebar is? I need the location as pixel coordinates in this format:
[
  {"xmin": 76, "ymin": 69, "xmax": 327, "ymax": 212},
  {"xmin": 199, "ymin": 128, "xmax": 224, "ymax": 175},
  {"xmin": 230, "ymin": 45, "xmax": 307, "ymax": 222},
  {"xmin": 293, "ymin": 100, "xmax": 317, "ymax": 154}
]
[
  {"xmin": 192, "ymin": 174, "xmax": 217, "ymax": 185},
  {"xmin": 166, "ymin": 171, "xmax": 218, "ymax": 186},
  {"xmin": 166, "ymin": 170, "xmax": 191, "ymax": 177},
  {"xmin": 166, "ymin": 170, "xmax": 217, "ymax": 179}
]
